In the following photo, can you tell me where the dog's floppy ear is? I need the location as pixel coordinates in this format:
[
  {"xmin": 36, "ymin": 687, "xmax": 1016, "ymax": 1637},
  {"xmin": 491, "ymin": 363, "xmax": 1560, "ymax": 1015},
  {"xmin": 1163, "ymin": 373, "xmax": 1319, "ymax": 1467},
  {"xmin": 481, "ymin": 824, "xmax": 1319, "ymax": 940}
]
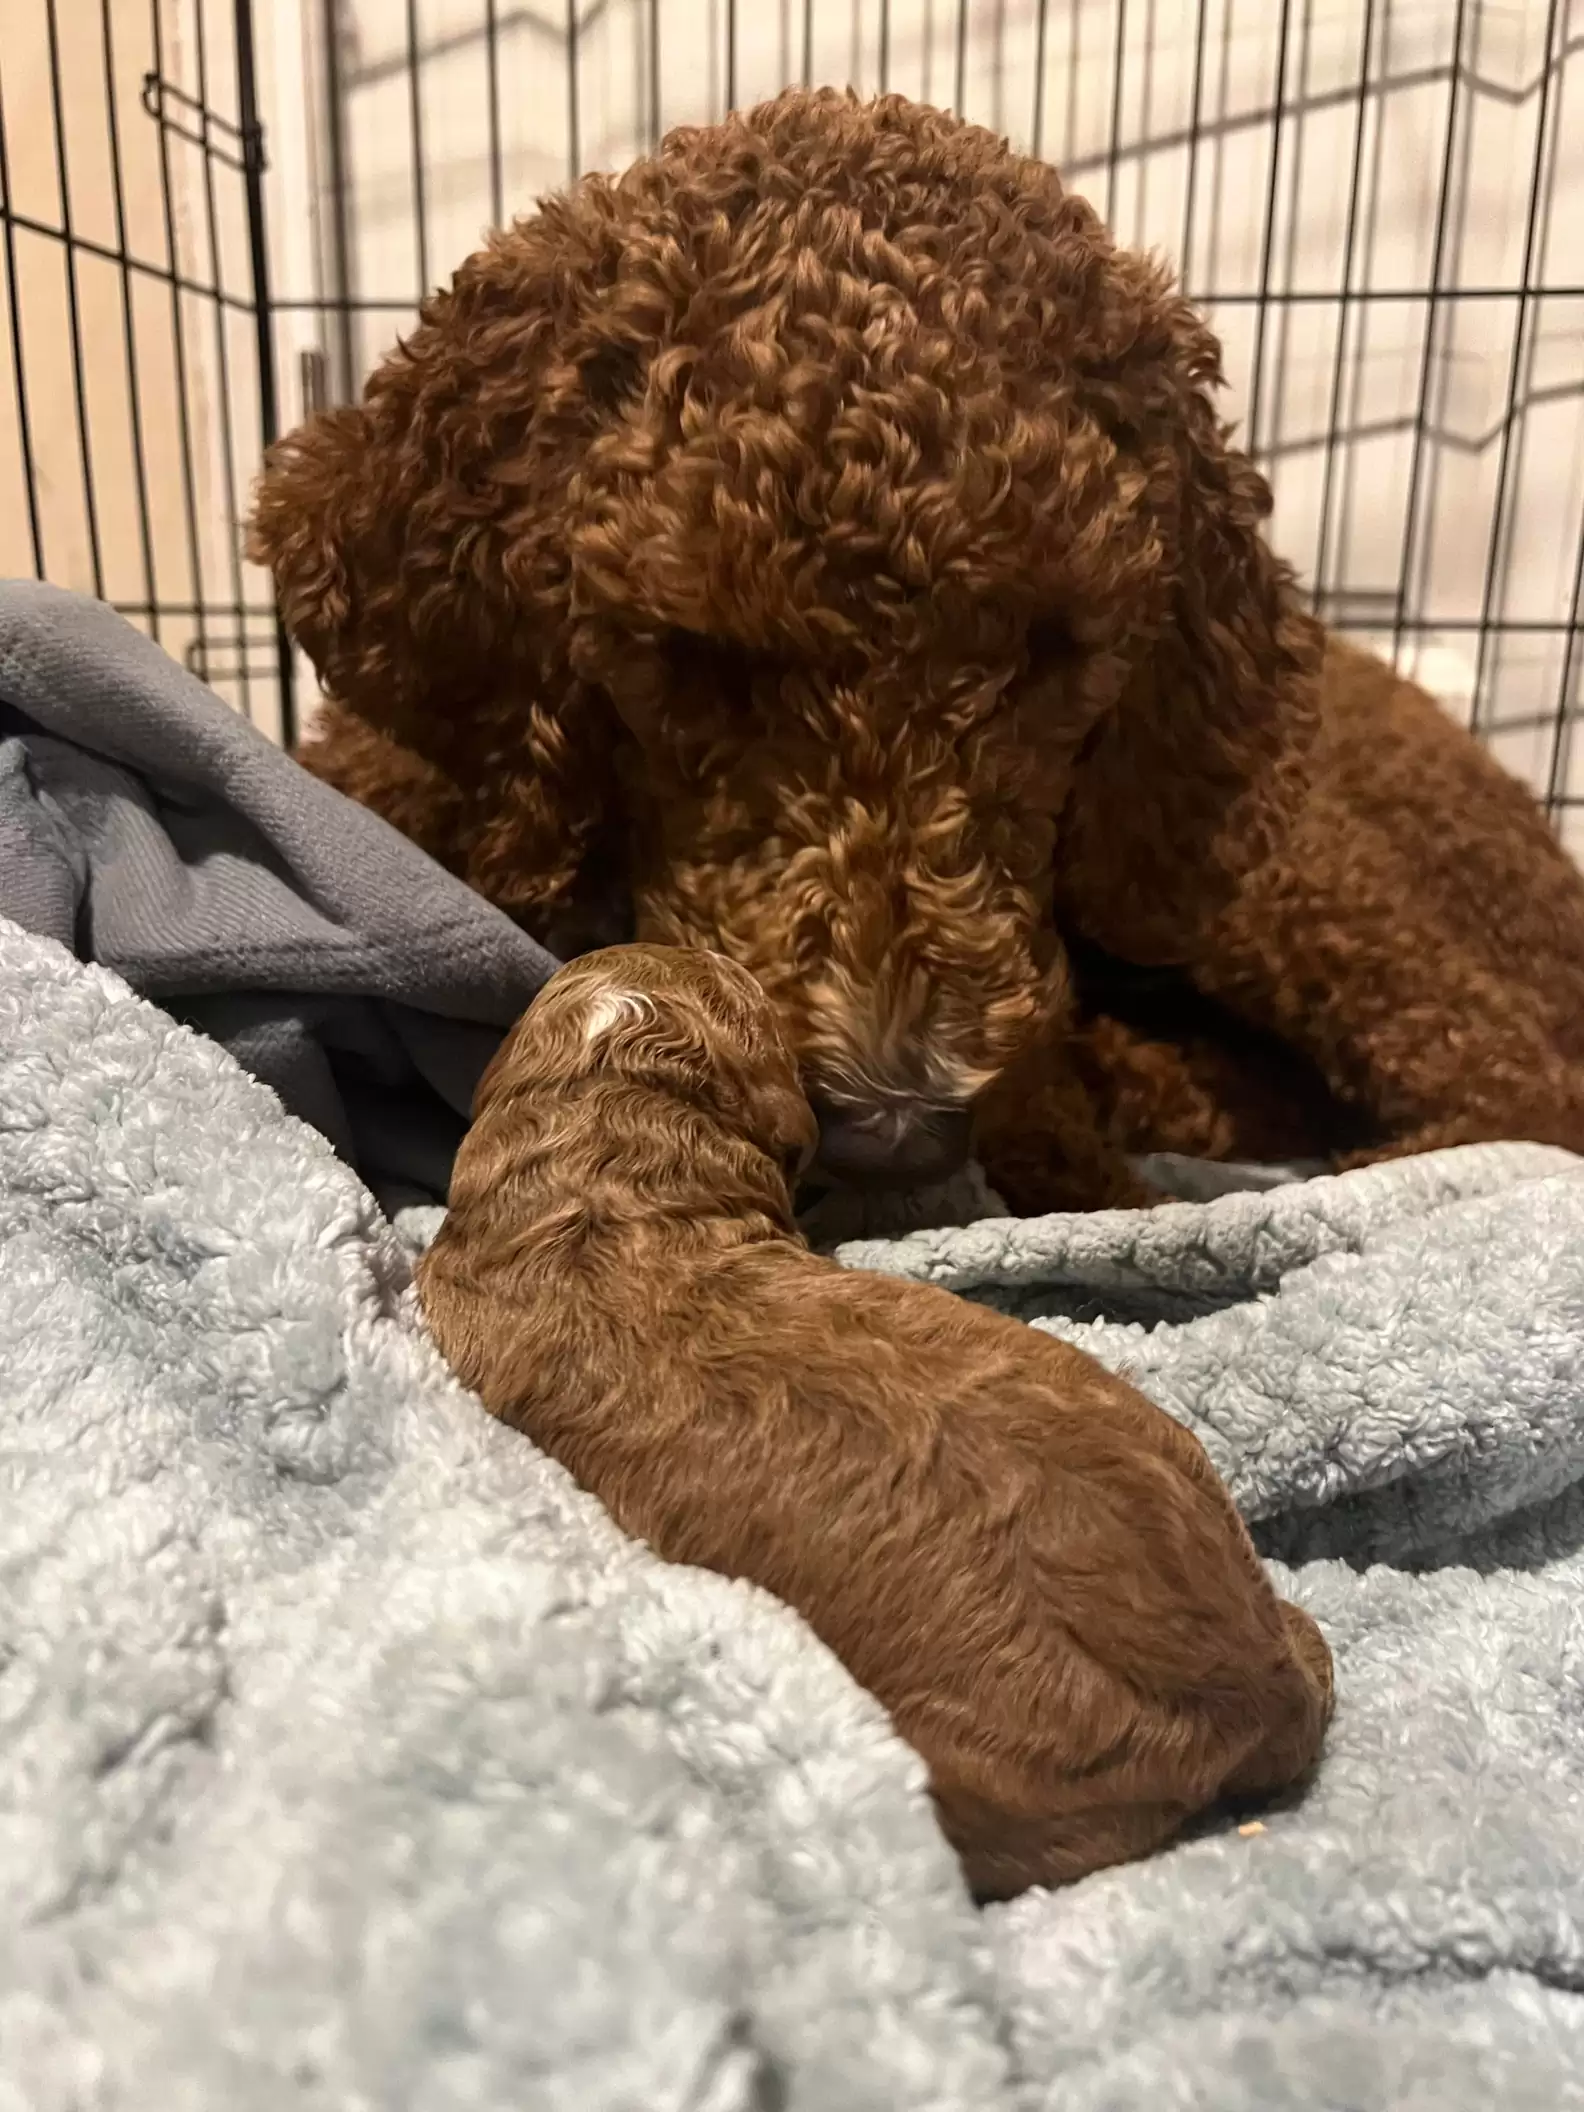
[
  {"xmin": 246, "ymin": 272, "xmax": 620, "ymax": 926},
  {"xmin": 247, "ymin": 405, "xmax": 392, "ymax": 697},
  {"xmin": 1055, "ymin": 294, "xmax": 1323, "ymax": 966}
]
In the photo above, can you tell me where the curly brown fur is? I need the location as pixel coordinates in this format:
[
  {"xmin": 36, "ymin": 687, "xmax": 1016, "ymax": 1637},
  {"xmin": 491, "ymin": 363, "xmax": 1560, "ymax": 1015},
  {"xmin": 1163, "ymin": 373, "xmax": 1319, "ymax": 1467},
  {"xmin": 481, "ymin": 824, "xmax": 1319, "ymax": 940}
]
[
  {"xmin": 415, "ymin": 942, "xmax": 1334, "ymax": 1901},
  {"xmin": 250, "ymin": 86, "xmax": 1320, "ymax": 1197},
  {"xmin": 1063, "ymin": 639, "xmax": 1584, "ymax": 1175},
  {"xmin": 1185, "ymin": 637, "xmax": 1584, "ymax": 1165}
]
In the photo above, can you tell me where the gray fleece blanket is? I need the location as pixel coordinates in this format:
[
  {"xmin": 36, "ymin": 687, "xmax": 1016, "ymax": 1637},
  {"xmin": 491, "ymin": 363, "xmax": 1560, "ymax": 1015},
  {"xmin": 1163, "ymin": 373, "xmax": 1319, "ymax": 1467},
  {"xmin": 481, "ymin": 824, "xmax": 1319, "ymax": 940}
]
[{"xmin": 8, "ymin": 915, "xmax": 1584, "ymax": 2111}]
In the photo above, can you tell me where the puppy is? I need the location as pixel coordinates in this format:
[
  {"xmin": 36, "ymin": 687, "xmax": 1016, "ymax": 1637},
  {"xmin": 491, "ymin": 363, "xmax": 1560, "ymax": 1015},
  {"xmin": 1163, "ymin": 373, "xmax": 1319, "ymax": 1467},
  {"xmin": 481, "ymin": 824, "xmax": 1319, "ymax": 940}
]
[{"xmin": 416, "ymin": 945, "xmax": 1334, "ymax": 1900}]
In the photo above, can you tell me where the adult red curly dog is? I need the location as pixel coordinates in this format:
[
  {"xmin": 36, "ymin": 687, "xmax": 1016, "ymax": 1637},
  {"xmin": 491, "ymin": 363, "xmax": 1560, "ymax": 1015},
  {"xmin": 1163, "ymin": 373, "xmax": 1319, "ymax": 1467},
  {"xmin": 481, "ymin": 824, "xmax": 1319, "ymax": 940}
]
[
  {"xmin": 416, "ymin": 943, "xmax": 1334, "ymax": 1899},
  {"xmin": 250, "ymin": 87, "xmax": 1584, "ymax": 1210}
]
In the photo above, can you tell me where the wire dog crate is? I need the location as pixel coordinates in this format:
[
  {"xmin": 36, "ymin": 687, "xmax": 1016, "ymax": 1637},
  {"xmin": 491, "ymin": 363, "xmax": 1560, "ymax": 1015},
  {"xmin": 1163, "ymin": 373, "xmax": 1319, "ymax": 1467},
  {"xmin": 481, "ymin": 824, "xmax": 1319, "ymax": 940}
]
[{"xmin": 3, "ymin": 1, "xmax": 1582, "ymax": 845}]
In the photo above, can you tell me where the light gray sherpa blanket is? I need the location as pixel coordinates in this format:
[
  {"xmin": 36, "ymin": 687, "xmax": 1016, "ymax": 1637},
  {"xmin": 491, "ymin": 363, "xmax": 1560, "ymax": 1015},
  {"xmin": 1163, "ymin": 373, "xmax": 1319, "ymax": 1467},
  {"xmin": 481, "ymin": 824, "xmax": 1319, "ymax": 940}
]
[{"xmin": 8, "ymin": 911, "xmax": 1584, "ymax": 2112}]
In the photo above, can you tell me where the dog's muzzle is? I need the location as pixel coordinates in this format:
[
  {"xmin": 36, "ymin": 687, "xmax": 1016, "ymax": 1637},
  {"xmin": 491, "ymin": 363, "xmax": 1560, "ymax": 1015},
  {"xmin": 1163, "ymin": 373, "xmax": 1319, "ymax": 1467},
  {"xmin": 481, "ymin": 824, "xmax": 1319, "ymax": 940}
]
[{"xmin": 806, "ymin": 1093, "xmax": 974, "ymax": 1188}]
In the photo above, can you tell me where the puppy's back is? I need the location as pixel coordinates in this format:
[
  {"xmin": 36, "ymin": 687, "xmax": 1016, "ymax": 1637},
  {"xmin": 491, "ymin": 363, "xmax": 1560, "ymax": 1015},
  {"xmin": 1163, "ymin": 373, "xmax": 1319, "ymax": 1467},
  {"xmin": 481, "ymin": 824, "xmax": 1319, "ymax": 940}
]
[{"xmin": 419, "ymin": 1217, "xmax": 1332, "ymax": 1899}]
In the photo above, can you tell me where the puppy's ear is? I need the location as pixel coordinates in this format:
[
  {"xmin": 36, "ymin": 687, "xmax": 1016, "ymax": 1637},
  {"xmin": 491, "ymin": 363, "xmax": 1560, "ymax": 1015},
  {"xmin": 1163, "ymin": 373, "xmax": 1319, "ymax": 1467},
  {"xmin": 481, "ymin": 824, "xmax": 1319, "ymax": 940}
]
[
  {"xmin": 1055, "ymin": 290, "xmax": 1323, "ymax": 964},
  {"xmin": 247, "ymin": 406, "xmax": 388, "ymax": 694},
  {"xmin": 471, "ymin": 1006, "xmax": 533, "ymax": 1118},
  {"xmin": 758, "ymin": 1080, "xmax": 820, "ymax": 1188},
  {"xmin": 470, "ymin": 976, "xmax": 595, "ymax": 1118},
  {"xmin": 247, "ymin": 268, "xmax": 621, "ymax": 925}
]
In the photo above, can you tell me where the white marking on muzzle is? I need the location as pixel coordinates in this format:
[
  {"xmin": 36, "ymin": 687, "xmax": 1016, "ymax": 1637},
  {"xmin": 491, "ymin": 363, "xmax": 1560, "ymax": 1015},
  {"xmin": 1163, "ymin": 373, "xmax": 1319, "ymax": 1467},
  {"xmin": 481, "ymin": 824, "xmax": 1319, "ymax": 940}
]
[
  {"xmin": 920, "ymin": 1052, "xmax": 1001, "ymax": 1102},
  {"xmin": 815, "ymin": 1047, "xmax": 1000, "ymax": 1114},
  {"xmin": 806, "ymin": 969, "xmax": 1006, "ymax": 1110}
]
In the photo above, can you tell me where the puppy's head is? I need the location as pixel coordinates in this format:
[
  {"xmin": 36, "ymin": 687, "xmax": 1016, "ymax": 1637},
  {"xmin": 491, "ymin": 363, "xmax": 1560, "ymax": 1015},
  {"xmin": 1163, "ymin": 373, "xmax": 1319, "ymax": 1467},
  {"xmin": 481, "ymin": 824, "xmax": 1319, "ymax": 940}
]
[{"xmin": 478, "ymin": 944, "xmax": 819, "ymax": 1190}]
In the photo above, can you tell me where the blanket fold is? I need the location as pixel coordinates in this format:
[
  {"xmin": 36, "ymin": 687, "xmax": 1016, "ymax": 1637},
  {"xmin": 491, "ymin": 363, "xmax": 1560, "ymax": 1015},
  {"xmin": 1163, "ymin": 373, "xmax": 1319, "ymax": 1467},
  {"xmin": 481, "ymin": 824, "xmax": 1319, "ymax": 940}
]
[{"xmin": 0, "ymin": 581, "xmax": 557, "ymax": 1208}]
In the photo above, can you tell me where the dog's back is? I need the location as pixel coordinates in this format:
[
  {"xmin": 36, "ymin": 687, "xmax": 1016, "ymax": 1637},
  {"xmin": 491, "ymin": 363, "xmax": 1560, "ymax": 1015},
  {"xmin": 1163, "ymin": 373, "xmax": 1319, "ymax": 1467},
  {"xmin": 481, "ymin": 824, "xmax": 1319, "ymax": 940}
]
[
  {"xmin": 1192, "ymin": 638, "xmax": 1584, "ymax": 1164},
  {"xmin": 418, "ymin": 946, "xmax": 1333, "ymax": 1898}
]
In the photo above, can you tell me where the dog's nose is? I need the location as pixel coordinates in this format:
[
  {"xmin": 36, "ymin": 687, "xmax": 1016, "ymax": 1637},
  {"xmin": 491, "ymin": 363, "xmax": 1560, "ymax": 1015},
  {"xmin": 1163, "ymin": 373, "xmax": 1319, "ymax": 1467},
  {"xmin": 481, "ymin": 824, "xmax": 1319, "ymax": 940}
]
[{"xmin": 809, "ymin": 1096, "xmax": 974, "ymax": 1188}]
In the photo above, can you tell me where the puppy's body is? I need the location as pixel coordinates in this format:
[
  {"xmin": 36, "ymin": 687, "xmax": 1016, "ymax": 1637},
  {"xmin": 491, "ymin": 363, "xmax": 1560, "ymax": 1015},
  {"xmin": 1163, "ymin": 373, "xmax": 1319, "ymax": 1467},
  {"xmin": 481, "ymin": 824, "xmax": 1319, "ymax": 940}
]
[{"xmin": 417, "ymin": 945, "xmax": 1333, "ymax": 1900}]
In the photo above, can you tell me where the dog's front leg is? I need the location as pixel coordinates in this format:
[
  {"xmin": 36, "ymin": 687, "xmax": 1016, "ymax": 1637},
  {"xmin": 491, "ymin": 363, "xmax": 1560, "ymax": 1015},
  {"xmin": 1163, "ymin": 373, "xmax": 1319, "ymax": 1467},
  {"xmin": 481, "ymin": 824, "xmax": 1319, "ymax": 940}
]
[{"xmin": 973, "ymin": 1017, "xmax": 1157, "ymax": 1215}]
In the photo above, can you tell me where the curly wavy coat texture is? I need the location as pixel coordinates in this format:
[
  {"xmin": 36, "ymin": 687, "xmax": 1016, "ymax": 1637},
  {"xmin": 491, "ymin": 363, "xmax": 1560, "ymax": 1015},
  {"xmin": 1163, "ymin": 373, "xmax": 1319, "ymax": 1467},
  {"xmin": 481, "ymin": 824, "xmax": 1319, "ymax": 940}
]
[
  {"xmin": 415, "ymin": 943, "xmax": 1333, "ymax": 1899},
  {"xmin": 250, "ymin": 86, "xmax": 1584, "ymax": 1210}
]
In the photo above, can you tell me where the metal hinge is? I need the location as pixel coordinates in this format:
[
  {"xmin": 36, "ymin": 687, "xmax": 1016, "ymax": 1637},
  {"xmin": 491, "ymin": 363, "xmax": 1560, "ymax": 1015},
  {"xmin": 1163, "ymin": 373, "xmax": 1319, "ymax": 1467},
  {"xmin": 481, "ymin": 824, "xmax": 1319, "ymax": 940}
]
[{"xmin": 140, "ymin": 73, "xmax": 267, "ymax": 174}]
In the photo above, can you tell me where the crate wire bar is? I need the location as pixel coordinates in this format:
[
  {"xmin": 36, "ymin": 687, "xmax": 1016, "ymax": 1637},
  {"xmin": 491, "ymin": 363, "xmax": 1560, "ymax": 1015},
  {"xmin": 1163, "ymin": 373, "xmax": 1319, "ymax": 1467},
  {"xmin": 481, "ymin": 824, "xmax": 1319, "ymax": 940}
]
[{"xmin": 0, "ymin": 0, "xmax": 1581, "ymax": 842}]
